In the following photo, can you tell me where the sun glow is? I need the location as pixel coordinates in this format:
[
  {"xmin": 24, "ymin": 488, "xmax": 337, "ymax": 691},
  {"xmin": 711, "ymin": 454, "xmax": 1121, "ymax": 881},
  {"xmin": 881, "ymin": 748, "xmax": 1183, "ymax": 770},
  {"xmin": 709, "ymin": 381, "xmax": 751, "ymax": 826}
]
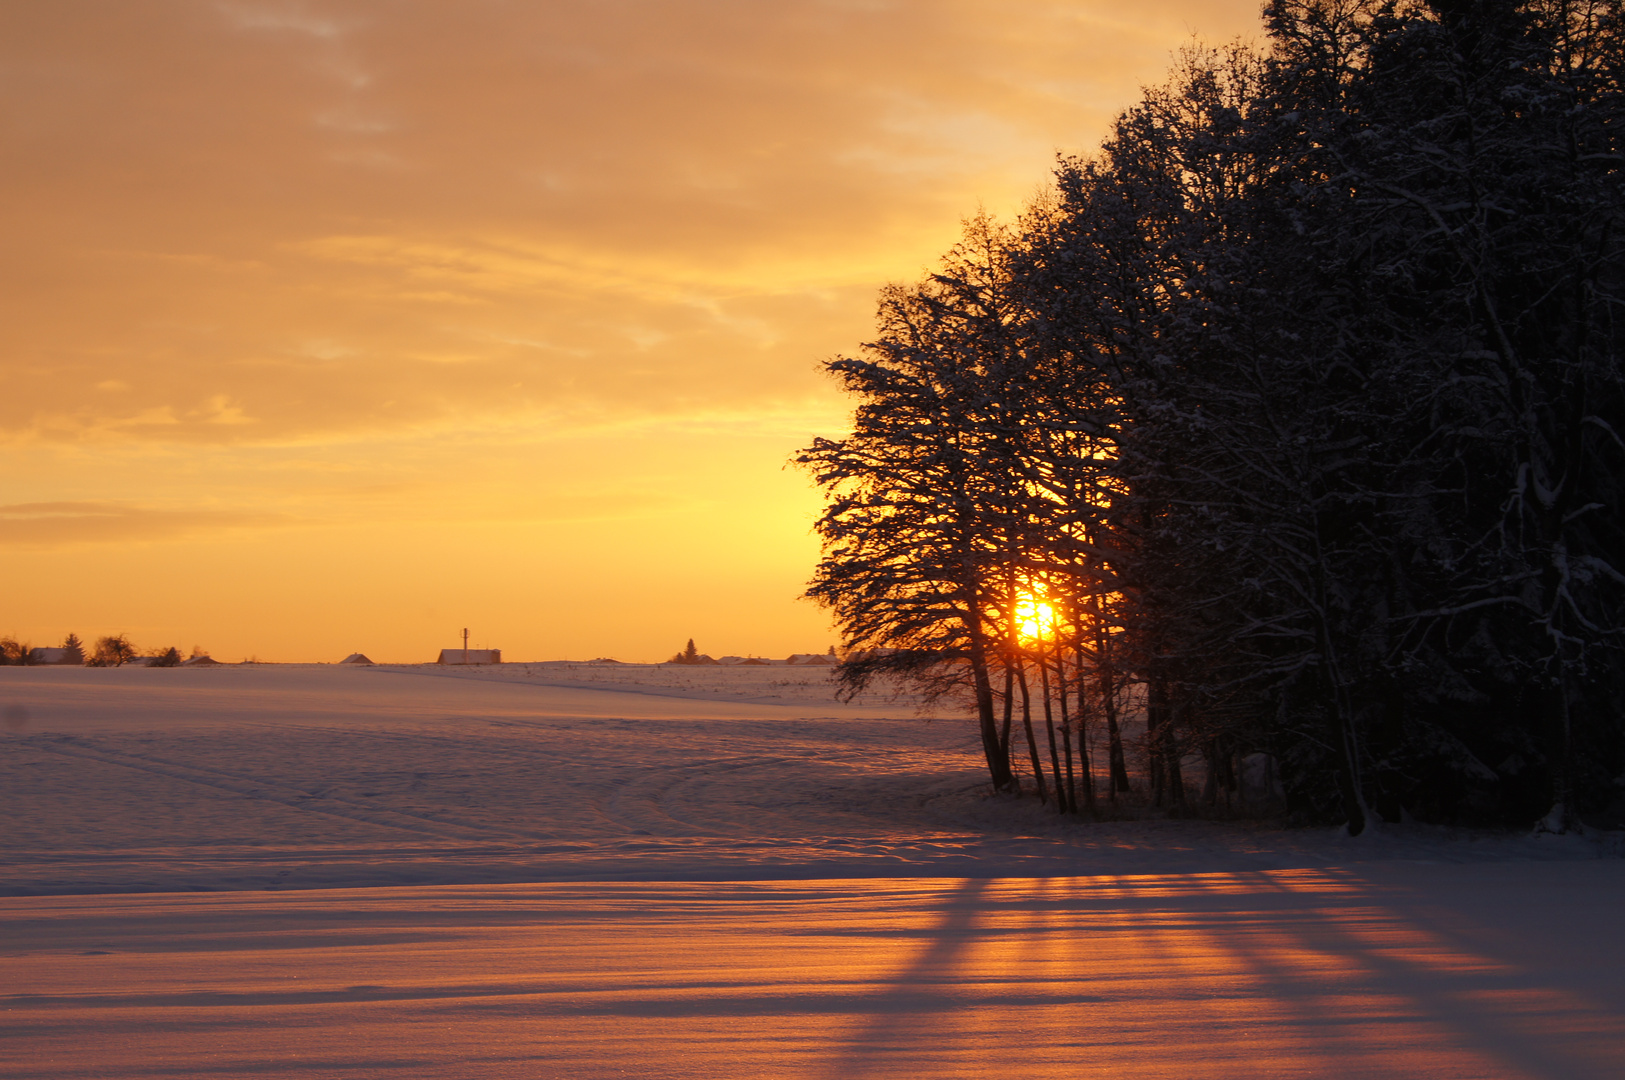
[{"xmin": 1016, "ymin": 597, "xmax": 1056, "ymax": 641}]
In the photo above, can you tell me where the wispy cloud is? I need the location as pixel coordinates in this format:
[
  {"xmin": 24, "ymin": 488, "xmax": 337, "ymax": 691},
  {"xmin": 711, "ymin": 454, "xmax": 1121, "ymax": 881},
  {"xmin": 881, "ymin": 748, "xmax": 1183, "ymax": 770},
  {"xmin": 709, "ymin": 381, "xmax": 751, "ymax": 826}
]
[
  {"xmin": 0, "ymin": 0, "xmax": 1261, "ymax": 448},
  {"xmin": 0, "ymin": 502, "xmax": 281, "ymax": 547}
]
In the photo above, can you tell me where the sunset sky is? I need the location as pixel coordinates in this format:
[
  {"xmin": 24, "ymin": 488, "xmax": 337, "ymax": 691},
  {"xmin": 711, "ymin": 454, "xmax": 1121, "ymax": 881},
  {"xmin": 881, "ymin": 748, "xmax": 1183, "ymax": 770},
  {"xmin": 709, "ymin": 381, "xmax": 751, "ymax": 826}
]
[{"xmin": 1, "ymin": 1, "xmax": 1262, "ymax": 663}]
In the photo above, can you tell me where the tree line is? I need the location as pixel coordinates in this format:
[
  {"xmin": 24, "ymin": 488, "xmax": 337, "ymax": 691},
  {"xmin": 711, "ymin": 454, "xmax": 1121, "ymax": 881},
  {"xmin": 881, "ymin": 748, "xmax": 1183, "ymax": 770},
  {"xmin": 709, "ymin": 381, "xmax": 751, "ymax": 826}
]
[
  {"xmin": 802, "ymin": 0, "xmax": 1625, "ymax": 833},
  {"xmin": 0, "ymin": 633, "xmax": 195, "ymax": 667}
]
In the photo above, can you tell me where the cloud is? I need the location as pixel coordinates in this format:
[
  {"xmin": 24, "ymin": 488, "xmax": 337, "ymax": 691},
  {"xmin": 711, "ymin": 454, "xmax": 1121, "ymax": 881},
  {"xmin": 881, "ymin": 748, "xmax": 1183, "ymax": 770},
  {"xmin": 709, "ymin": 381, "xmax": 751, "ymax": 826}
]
[
  {"xmin": 0, "ymin": 502, "xmax": 281, "ymax": 547},
  {"xmin": 0, "ymin": 0, "xmax": 1262, "ymax": 448}
]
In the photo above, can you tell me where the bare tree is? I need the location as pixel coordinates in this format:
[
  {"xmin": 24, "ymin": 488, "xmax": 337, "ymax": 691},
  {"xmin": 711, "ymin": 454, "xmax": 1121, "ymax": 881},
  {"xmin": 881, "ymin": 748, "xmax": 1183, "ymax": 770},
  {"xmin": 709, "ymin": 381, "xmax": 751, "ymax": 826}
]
[{"xmin": 88, "ymin": 635, "xmax": 137, "ymax": 667}]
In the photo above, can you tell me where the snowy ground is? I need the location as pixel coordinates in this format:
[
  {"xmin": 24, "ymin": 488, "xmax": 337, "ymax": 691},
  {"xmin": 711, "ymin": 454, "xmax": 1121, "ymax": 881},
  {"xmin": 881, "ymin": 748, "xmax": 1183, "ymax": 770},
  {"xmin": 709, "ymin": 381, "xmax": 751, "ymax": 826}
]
[{"xmin": 2, "ymin": 664, "xmax": 1622, "ymax": 1077}]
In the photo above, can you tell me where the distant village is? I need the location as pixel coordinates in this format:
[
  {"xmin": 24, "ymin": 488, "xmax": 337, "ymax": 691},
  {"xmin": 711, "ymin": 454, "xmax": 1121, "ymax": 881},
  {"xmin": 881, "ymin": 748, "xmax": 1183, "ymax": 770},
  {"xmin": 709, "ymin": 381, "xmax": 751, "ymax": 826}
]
[
  {"xmin": 339, "ymin": 642, "xmax": 841, "ymax": 667},
  {"xmin": 0, "ymin": 634, "xmax": 214, "ymax": 668},
  {"xmin": 0, "ymin": 634, "xmax": 839, "ymax": 668}
]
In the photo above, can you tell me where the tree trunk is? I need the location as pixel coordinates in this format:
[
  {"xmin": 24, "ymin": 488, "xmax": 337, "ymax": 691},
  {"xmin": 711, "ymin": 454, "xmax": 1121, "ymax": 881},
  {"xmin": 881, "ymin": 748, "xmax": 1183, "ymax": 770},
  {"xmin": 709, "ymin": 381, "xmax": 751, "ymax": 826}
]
[
  {"xmin": 1018, "ymin": 666, "xmax": 1048, "ymax": 804},
  {"xmin": 1165, "ymin": 708, "xmax": 1186, "ymax": 810},
  {"xmin": 968, "ymin": 631, "xmax": 1013, "ymax": 790},
  {"xmin": 1038, "ymin": 652, "xmax": 1069, "ymax": 814},
  {"xmin": 1094, "ymin": 601, "xmax": 1132, "ymax": 795},
  {"xmin": 1053, "ymin": 656, "xmax": 1078, "ymax": 814},
  {"xmin": 1316, "ymin": 616, "xmax": 1369, "ymax": 836},
  {"xmin": 1070, "ymin": 641, "xmax": 1096, "ymax": 815},
  {"xmin": 1539, "ymin": 662, "xmax": 1574, "ymax": 833},
  {"xmin": 1147, "ymin": 675, "xmax": 1170, "ymax": 807},
  {"xmin": 1001, "ymin": 663, "xmax": 1017, "ymax": 790}
]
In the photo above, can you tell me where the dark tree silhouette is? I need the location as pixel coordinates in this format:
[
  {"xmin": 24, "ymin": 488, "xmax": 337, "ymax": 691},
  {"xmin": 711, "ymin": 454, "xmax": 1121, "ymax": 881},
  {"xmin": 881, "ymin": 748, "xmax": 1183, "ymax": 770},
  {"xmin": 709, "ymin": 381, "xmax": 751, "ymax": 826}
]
[
  {"xmin": 804, "ymin": 0, "xmax": 1625, "ymax": 831},
  {"xmin": 88, "ymin": 635, "xmax": 137, "ymax": 667},
  {"xmin": 668, "ymin": 639, "xmax": 718, "ymax": 665}
]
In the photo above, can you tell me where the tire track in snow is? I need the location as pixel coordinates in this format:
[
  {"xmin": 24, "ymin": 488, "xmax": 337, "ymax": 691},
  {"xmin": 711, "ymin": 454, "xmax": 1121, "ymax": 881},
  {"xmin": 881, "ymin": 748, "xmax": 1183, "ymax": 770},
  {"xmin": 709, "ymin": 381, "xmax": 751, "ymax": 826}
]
[
  {"xmin": 671, "ymin": 755, "xmax": 966, "ymax": 839},
  {"xmin": 593, "ymin": 745, "xmax": 962, "ymax": 839},
  {"xmin": 229, "ymin": 718, "xmax": 672, "ymax": 840},
  {"xmin": 224, "ymin": 718, "xmax": 867, "ymax": 841},
  {"xmin": 236, "ymin": 718, "xmax": 586, "ymax": 768},
  {"xmin": 596, "ymin": 755, "xmax": 811, "ymax": 836},
  {"xmin": 24, "ymin": 737, "xmax": 537, "ymax": 844},
  {"xmin": 237, "ymin": 717, "xmax": 956, "ymax": 839}
]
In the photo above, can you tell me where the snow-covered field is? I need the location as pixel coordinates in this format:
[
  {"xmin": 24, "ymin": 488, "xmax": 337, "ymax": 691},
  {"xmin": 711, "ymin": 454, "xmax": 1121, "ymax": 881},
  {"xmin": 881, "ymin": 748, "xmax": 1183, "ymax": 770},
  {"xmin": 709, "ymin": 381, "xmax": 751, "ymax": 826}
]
[
  {"xmin": 0, "ymin": 662, "xmax": 1009, "ymax": 892},
  {"xmin": 3, "ymin": 664, "xmax": 1622, "ymax": 1078}
]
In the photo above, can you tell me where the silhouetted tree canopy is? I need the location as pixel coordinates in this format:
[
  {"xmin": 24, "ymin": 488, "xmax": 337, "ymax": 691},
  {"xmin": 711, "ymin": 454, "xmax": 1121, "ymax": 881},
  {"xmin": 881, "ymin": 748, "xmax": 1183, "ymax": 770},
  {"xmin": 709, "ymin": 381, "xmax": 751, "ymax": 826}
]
[{"xmin": 804, "ymin": 0, "xmax": 1625, "ymax": 833}]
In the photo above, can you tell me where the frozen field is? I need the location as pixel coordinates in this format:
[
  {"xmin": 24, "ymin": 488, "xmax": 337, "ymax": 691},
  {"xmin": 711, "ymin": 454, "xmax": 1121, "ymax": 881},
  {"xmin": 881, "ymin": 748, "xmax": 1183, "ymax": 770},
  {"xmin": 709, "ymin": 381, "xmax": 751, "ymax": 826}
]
[
  {"xmin": 0, "ymin": 662, "xmax": 1004, "ymax": 892},
  {"xmin": 3, "ymin": 664, "xmax": 1623, "ymax": 1078}
]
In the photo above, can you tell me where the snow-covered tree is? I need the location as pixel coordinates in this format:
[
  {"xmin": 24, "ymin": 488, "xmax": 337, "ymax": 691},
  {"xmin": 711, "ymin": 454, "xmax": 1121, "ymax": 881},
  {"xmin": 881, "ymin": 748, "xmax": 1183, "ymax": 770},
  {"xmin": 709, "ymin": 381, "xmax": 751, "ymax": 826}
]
[{"xmin": 806, "ymin": 0, "xmax": 1625, "ymax": 830}]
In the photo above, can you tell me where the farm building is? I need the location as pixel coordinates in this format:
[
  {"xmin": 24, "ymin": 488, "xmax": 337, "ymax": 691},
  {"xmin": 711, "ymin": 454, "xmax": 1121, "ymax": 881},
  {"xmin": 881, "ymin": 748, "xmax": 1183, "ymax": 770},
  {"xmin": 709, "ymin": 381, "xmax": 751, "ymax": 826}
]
[{"xmin": 437, "ymin": 648, "xmax": 501, "ymax": 665}]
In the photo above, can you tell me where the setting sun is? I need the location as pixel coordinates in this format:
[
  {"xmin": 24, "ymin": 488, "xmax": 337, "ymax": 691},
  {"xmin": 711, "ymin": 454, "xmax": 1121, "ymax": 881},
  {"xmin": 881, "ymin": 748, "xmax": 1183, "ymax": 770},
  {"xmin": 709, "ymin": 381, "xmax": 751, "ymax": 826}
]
[{"xmin": 1016, "ymin": 597, "xmax": 1057, "ymax": 641}]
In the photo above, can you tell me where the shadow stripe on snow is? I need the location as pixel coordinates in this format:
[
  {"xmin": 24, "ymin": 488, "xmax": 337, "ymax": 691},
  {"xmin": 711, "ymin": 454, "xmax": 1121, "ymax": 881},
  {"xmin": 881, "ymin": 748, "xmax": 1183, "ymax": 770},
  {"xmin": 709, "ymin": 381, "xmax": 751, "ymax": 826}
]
[{"xmin": 0, "ymin": 983, "xmax": 1123, "ymax": 1015}]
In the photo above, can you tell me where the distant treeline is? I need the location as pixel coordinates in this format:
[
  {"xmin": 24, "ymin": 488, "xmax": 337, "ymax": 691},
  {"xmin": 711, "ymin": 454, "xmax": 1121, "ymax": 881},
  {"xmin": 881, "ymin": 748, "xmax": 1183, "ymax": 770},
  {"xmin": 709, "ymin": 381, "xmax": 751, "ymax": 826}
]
[
  {"xmin": 665, "ymin": 639, "xmax": 839, "ymax": 665},
  {"xmin": 802, "ymin": 1, "xmax": 1625, "ymax": 833},
  {"xmin": 0, "ymin": 633, "xmax": 199, "ymax": 667}
]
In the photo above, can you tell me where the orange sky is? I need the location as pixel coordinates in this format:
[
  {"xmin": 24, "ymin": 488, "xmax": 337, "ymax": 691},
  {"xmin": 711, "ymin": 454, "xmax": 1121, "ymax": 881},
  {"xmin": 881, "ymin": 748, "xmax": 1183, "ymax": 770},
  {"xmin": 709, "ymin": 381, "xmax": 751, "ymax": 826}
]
[{"xmin": 1, "ymin": 1, "xmax": 1262, "ymax": 663}]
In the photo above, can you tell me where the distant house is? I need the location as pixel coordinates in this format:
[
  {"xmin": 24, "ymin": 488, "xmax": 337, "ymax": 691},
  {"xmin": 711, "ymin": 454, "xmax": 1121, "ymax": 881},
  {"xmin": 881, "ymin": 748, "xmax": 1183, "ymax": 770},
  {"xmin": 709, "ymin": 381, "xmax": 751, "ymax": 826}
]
[
  {"xmin": 181, "ymin": 655, "xmax": 223, "ymax": 667},
  {"xmin": 26, "ymin": 647, "xmax": 78, "ymax": 665},
  {"xmin": 437, "ymin": 648, "xmax": 501, "ymax": 665},
  {"xmin": 716, "ymin": 654, "xmax": 835, "ymax": 666},
  {"xmin": 338, "ymin": 653, "xmax": 374, "ymax": 665}
]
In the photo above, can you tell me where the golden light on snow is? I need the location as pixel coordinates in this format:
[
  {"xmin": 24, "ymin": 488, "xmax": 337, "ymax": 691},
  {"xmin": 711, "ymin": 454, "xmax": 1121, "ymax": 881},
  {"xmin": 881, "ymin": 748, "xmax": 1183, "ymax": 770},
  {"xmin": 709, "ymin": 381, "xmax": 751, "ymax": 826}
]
[
  {"xmin": 6, "ymin": 870, "xmax": 1622, "ymax": 1077},
  {"xmin": 3, "ymin": 656, "xmax": 1622, "ymax": 1075}
]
